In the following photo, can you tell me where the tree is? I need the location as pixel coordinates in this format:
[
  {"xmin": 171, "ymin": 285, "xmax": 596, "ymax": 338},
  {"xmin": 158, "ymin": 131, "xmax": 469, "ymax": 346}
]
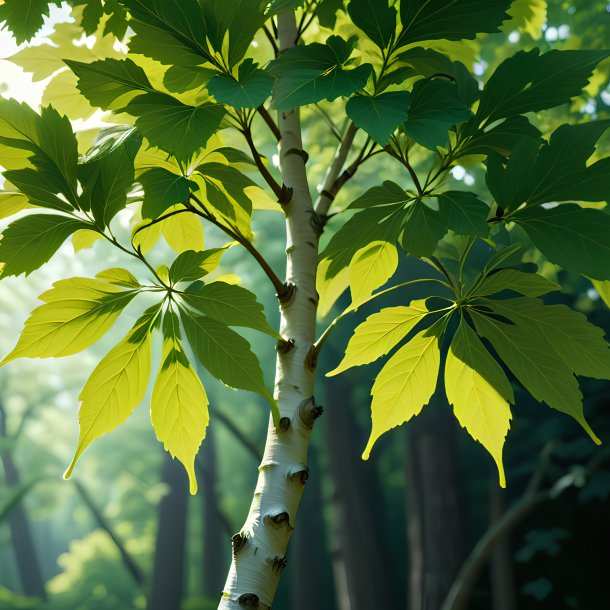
[{"xmin": 0, "ymin": 1, "xmax": 609, "ymax": 608}]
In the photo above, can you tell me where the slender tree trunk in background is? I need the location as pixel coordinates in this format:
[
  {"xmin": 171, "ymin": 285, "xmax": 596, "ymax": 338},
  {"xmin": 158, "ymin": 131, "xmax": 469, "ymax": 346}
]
[
  {"xmin": 405, "ymin": 394, "xmax": 466, "ymax": 610},
  {"xmin": 147, "ymin": 452, "xmax": 189, "ymax": 610},
  {"xmin": 326, "ymin": 376, "xmax": 396, "ymax": 610},
  {"xmin": 219, "ymin": 12, "xmax": 320, "ymax": 608},
  {"xmin": 201, "ymin": 427, "xmax": 229, "ymax": 599},
  {"xmin": 489, "ymin": 485, "xmax": 517, "ymax": 610},
  {"xmin": 0, "ymin": 401, "xmax": 47, "ymax": 601}
]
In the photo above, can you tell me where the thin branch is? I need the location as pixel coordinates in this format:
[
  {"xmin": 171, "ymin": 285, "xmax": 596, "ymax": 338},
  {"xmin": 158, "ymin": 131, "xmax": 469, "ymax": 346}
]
[
  {"xmin": 262, "ymin": 24, "xmax": 278, "ymax": 56},
  {"xmin": 242, "ymin": 126, "xmax": 283, "ymax": 199},
  {"xmin": 384, "ymin": 144, "xmax": 423, "ymax": 194},
  {"xmin": 257, "ymin": 105, "xmax": 281, "ymax": 142}
]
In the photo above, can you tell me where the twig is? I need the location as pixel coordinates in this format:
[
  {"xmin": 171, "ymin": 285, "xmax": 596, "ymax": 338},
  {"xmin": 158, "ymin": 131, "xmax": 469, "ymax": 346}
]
[
  {"xmin": 242, "ymin": 127, "xmax": 283, "ymax": 199},
  {"xmin": 257, "ymin": 105, "xmax": 281, "ymax": 142}
]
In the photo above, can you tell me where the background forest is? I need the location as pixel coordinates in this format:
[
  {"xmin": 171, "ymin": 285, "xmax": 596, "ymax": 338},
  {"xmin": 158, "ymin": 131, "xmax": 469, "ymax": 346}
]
[{"xmin": 0, "ymin": 1, "xmax": 609, "ymax": 609}]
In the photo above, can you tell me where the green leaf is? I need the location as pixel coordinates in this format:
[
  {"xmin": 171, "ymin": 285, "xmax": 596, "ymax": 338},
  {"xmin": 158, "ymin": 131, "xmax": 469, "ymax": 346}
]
[
  {"xmin": 403, "ymin": 79, "xmax": 472, "ymax": 151},
  {"xmin": 181, "ymin": 281, "xmax": 280, "ymax": 338},
  {"xmin": 1, "ymin": 278, "xmax": 137, "ymax": 363},
  {"xmin": 163, "ymin": 65, "xmax": 216, "ymax": 94},
  {"xmin": 4, "ymin": 167, "xmax": 74, "ymax": 213},
  {"xmin": 475, "ymin": 269, "xmax": 559, "ymax": 298},
  {"xmin": 124, "ymin": 93, "xmax": 226, "ymax": 163},
  {"xmin": 207, "ymin": 60, "xmax": 273, "ymax": 109},
  {"xmin": 328, "ymin": 299, "xmax": 431, "ymax": 376},
  {"xmin": 476, "ymin": 49, "xmax": 610, "ymax": 125},
  {"xmin": 397, "ymin": 0, "xmax": 511, "ymax": 48},
  {"xmin": 151, "ymin": 311, "xmax": 209, "ymax": 495},
  {"xmin": 169, "ymin": 248, "xmax": 227, "ymax": 283},
  {"xmin": 96, "ymin": 268, "xmax": 141, "ymax": 288},
  {"xmin": 437, "ymin": 191, "xmax": 490, "ymax": 237},
  {"xmin": 0, "ymin": 214, "xmax": 90, "ymax": 277},
  {"xmin": 64, "ymin": 305, "xmax": 161, "ymax": 478},
  {"xmin": 471, "ymin": 309, "xmax": 599, "ymax": 443},
  {"xmin": 65, "ymin": 58, "xmax": 154, "ymax": 110},
  {"xmin": 401, "ymin": 201, "xmax": 447, "ymax": 257},
  {"xmin": 0, "ymin": 190, "xmax": 28, "ymax": 220},
  {"xmin": 347, "ymin": 0, "xmax": 396, "ymax": 49},
  {"xmin": 591, "ymin": 279, "xmax": 610, "ymax": 309},
  {"xmin": 267, "ymin": 35, "xmax": 372, "ymax": 110},
  {"xmin": 0, "ymin": 0, "xmax": 60, "ymax": 44},
  {"xmin": 349, "ymin": 240, "xmax": 398, "ymax": 306},
  {"xmin": 346, "ymin": 92, "xmax": 410, "ymax": 145},
  {"xmin": 180, "ymin": 309, "xmax": 277, "ymax": 415},
  {"xmin": 139, "ymin": 168, "xmax": 198, "ymax": 220},
  {"xmin": 348, "ymin": 180, "xmax": 409, "ymax": 209},
  {"xmin": 265, "ymin": 0, "xmax": 306, "ymax": 15},
  {"xmin": 363, "ymin": 326, "xmax": 442, "ymax": 459},
  {"xmin": 507, "ymin": 0, "xmax": 547, "ymax": 39},
  {"xmin": 512, "ymin": 204, "xmax": 610, "ymax": 281},
  {"xmin": 445, "ymin": 320, "xmax": 513, "ymax": 487}
]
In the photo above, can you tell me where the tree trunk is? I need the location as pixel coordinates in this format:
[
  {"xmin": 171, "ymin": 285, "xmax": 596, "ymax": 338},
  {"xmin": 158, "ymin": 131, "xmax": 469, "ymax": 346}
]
[
  {"xmin": 0, "ymin": 401, "xmax": 47, "ymax": 601},
  {"xmin": 326, "ymin": 376, "xmax": 396, "ymax": 610},
  {"xmin": 147, "ymin": 452, "xmax": 190, "ymax": 610},
  {"xmin": 405, "ymin": 395, "xmax": 466, "ymax": 610},
  {"xmin": 218, "ymin": 11, "xmax": 320, "ymax": 609}
]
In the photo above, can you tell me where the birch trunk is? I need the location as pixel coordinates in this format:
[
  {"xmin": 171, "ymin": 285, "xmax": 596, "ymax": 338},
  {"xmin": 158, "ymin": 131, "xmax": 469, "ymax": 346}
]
[{"xmin": 219, "ymin": 11, "xmax": 320, "ymax": 608}]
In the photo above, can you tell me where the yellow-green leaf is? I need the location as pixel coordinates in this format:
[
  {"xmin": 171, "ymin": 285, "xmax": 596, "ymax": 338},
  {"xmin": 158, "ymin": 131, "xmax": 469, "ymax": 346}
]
[
  {"xmin": 161, "ymin": 205, "xmax": 204, "ymax": 253},
  {"xmin": 64, "ymin": 308, "xmax": 159, "ymax": 478},
  {"xmin": 0, "ymin": 190, "xmax": 29, "ymax": 220},
  {"xmin": 72, "ymin": 229, "xmax": 102, "ymax": 253},
  {"xmin": 445, "ymin": 320, "xmax": 513, "ymax": 487},
  {"xmin": 591, "ymin": 278, "xmax": 610, "ymax": 309},
  {"xmin": 151, "ymin": 335, "xmax": 209, "ymax": 495},
  {"xmin": 349, "ymin": 240, "xmax": 398, "ymax": 307},
  {"xmin": 328, "ymin": 299, "xmax": 430, "ymax": 377},
  {"xmin": 1, "ymin": 278, "xmax": 138, "ymax": 364},
  {"xmin": 317, "ymin": 258, "xmax": 349, "ymax": 319},
  {"xmin": 363, "ymin": 327, "xmax": 441, "ymax": 459}
]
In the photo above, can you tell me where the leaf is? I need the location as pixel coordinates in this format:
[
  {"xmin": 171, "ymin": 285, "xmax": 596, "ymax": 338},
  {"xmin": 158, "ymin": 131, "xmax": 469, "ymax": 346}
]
[
  {"xmin": 169, "ymin": 248, "xmax": 227, "ymax": 283},
  {"xmin": 1, "ymin": 278, "xmax": 137, "ymax": 363},
  {"xmin": 591, "ymin": 279, "xmax": 610, "ymax": 309},
  {"xmin": 163, "ymin": 65, "xmax": 216, "ymax": 94},
  {"xmin": 328, "ymin": 299, "xmax": 430, "ymax": 376},
  {"xmin": 96, "ymin": 268, "xmax": 141, "ymax": 288},
  {"xmin": 151, "ymin": 311, "xmax": 209, "ymax": 494},
  {"xmin": 471, "ymin": 310, "xmax": 599, "ymax": 443},
  {"xmin": 0, "ymin": 214, "xmax": 90, "ymax": 277},
  {"xmin": 506, "ymin": 0, "xmax": 547, "ymax": 39},
  {"xmin": 123, "ymin": 93, "xmax": 226, "ymax": 163},
  {"xmin": 437, "ymin": 191, "xmax": 490, "ymax": 237},
  {"xmin": 476, "ymin": 49, "xmax": 610, "ymax": 125},
  {"xmin": 445, "ymin": 320, "xmax": 513, "ymax": 487},
  {"xmin": 0, "ymin": 0, "xmax": 60, "ymax": 44},
  {"xmin": 403, "ymin": 79, "xmax": 472, "ymax": 151},
  {"xmin": 139, "ymin": 168, "xmax": 198, "ymax": 220},
  {"xmin": 348, "ymin": 181, "xmax": 409, "ymax": 209},
  {"xmin": 207, "ymin": 59, "xmax": 274, "ymax": 109},
  {"xmin": 64, "ymin": 305, "xmax": 161, "ymax": 478},
  {"xmin": 161, "ymin": 208, "xmax": 204, "ymax": 253},
  {"xmin": 363, "ymin": 326, "xmax": 441, "ymax": 459},
  {"xmin": 475, "ymin": 269, "xmax": 559, "ymax": 298},
  {"xmin": 397, "ymin": 0, "xmax": 511, "ymax": 48},
  {"xmin": 349, "ymin": 240, "xmax": 398, "ymax": 306},
  {"xmin": 512, "ymin": 204, "xmax": 610, "ymax": 281},
  {"xmin": 401, "ymin": 201, "xmax": 447, "ymax": 257},
  {"xmin": 317, "ymin": 258, "xmax": 349, "ymax": 318},
  {"xmin": 0, "ymin": 191, "xmax": 29, "ymax": 220},
  {"xmin": 181, "ymin": 281, "xmax": 280, "ymax": 338},
  {"xmin": 346, "ymin": 92, "xmax": 410, "ymax": 146},
  {"xmin": 180, "ymin": 309, "xmax": 277, "ymax": 416},
  {"xmin": 347, "ymin": 0, "xmax": 397, "ymax": 49},
  {"xmin": 42, "ymin": 69, "xmax": 96, "ymax": 121},
  {"xmin": 65, "ymin": 58, "xmax": 154, "ymax": 110},
  {"xmin": 267, "ymin": 35, "xmax": 372, "ymax": 110},
  {"xmin": 265, "ymin": 0, "xmax": 306, "ymax": 15}
]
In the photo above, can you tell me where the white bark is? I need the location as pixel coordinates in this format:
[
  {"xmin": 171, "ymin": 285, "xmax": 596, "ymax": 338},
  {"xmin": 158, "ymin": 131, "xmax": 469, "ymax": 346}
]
[{"xmin": 218, "ymin": 11, "xmax": 320, "ymax": 609}]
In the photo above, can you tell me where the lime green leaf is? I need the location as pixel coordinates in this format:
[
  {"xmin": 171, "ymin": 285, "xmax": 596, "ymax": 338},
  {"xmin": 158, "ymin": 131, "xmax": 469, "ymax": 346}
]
[
  {"xmin": 591, "ymin": 279, "xmax": 610, "ymax": 309},
  {"xmin": 445, "ymin": 320, "xmax": 513, "ymax": 487},
  {"xmin": 267, "ymin": 35, "xmax": 372, "ymax": 110},
  {"xmin": 65, "ymin": 58, "xmax": 154, "ymax": 110},
  {"xmin": 182, "ymin": 281, "xmax": 280, "ymax": 338},
  {"xmin": 349, "ymin": 240, "xmax": 398, "ymax": 306},
  {"xmin": 64, "ymin": 305, "xmax": 161, "ymax": 478},
  {"xmin": 72, "ymin": 229, "xmax": 101, "ymax": 253},
  {"xmin": 476, "ymin": 49, "xmax": 610, "ymax": 125},
  {"xmin": 1, "ymin": 278, "xmax": 137, "ymax": 364},
  {"xmin": 151, "ymin": 311, "xmax": 209, "ymax": 495},
  {"xmin": 437, "ymin": 191, "xmax": 490, "ymax": 237},
  {"xmin": 180, "ymin": 309, "xmax": 277, "ymax": 416},
  {"xmin": 475, "ymin": 269, "xmax": 559, "ymax": 298},
  {"xmin": 348, "ymin": 181, "xmax": 409, "ymax": 209},
  {"xmin": 403, "ymin": 79, "xmax": 472, "ymax": 151},
  {"xmin": 96, "ymin": 268, "xmax": 141, "ymax": 288},
  {"xmin": 0, "ymin": 215, "xmax": 90, "ymax": 277},
  {"xmin": 0, "ymin": 191, "xmax": 29, "ymax": 220},
  {"xmin": 124, "ymin": 93, "xmax": 226, "ymax": 163},
  {"xmin": 317, "ymin": 258, "xmax": 349, "ymax": 318},
  {"xmin": 207, "ymin": 60, "xmax": 273, "ymax": 109},
  {"xmin": 169, "ymin": 248, "xmax": 227, "ymax": 283},
  {"xmin": 328, "ymin": 299, "xmax": 430, "ymax": 376},
  {"xmin": 397, "ymin": 0, "xmax": 511, "ymax": 48},
  {"xmin": 0, "ymin": 0, "xmax": 60, "ymax": 44},
  {"xmin": 512, "ymin": 204, "xmax": 610, "ymax": 281},
  {"xmin": 346, "ymin": 92, "xmax": 410, "ymax": 146},
  {"xmin": 363, "ymin": 326, "xmax": 441, "ymax": 459},
  {"xmin": 506, "ymin": 0, "xmax": 547, "ymax": 39},
  {"xmin": 348, "ymin": 0, "xmax": 397, "ymax": 49},
  {"xmin": 401, "ymin": 201, "xmax": 447, "ymax": 257},
  {"xmin": 139, "ymin": 168, "xmax": 198, "ymax": 220},
  {"xmin": 161, "ymin": 209, "xmax": 205, "ymax": 253},
  {"xmin": 471, "ymin": 310, "xmax": 599, "ymax": 444}
]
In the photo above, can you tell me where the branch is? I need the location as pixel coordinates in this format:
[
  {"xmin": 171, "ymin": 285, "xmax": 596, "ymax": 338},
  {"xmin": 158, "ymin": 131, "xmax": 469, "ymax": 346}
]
[
  {"xmin": 242, "ymin": 126, "xmax": 284, "ymax": 199},
  {"xmin": 384, "ymin": 144, "xmax": 423, "ymax": 194},
  {"xmin": 262, "ymin": 24, "xmax": 278, "ymax": 56},
  {"xmin": 257, "ymin": 105, "xmax": 281, "ymax": 142}
]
